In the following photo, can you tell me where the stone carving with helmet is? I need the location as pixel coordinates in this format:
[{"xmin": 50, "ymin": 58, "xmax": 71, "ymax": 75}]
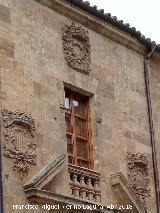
[
  {"xmin": 62, "ymin": 23, "xmax": 91, "ymax": 74},
  {"xmin": 2, "ymin": 109, "xmax": 36, "ymax": 177},
  {"xmin": 126, "ymin": 152, "xmax": 151, "ymax": 210}
]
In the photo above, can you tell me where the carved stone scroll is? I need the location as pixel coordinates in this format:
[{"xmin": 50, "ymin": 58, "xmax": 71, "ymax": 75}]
[
  {"xmin": 126, "ymin": 152, "xmax": 151, "ymax": 210},
  {"xmin": 62, "ymin": 23, "xmax": 91, "ymax": 74},
  {"xmin": 2, "ymin": 109, "xmax": 36, "ymax": 176}
]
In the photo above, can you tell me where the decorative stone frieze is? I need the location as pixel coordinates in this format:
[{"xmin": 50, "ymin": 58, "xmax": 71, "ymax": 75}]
[
  {"xmin": 68, "ymin": 164, "xmax": 101, "ymax": 202},
  {"xmin": 62, "ymin": 23, "xmax": 91, "ymax": 74},
  {"xmin": 2, "ymin": 109, "xmax": 36, "ymax": 176},
  {"xmin": 126, "ymin": 152, "xmax": 151, "ymax": 209}
]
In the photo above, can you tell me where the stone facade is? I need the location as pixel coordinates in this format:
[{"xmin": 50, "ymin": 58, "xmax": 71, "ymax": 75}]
[{"xmin": 0, "ymin": 0, "xmax": 159, "ymax": 213}]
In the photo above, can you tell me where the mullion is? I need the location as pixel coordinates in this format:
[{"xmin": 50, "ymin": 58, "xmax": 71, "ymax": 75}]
[
  {"xmin": 70, "ymin": 95, "xmax": 77, "ymax": 165},
  {"xmin": 86, "ymin": 100, "xmax": 93, "ymax": 169},
  {"xmin": 86, "ymin": 100, "xmax": 91, "ymax": 168}
]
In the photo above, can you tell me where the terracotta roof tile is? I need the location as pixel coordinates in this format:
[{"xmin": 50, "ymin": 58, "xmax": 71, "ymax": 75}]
[{"xmin": 66, "ymin": 0, "xmax": 159, "ymax": 51}]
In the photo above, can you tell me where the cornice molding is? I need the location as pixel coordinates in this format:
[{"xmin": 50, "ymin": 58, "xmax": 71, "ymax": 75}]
[
  {"xmin": 24, "ymin": 154, "xmax": 66, "ymax": 190},
  {"xmin": 24, "ymin": 189, "xmax": 117, "ymax": 212},
  {"xmin": 35, "ymin": 0, "xmax": 148, "ymax": 56}
]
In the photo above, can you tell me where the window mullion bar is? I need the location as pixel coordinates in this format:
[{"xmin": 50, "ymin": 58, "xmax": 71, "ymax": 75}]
[
  {"xmin": 87, "ymin": 100, "xmax": 93, "ymax": 169},
  {"xmin": 86, "ymin": 100, "xmax": 91, "ymax": 168},
  {"xmin": 70, "ymin": 96, "xmax": 77, "ymax": 165}
]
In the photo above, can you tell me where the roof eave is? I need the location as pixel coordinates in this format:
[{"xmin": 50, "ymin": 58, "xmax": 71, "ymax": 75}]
[{"xmin": 66, "ymin": 0, "xmax": 159, "ymax": 53}]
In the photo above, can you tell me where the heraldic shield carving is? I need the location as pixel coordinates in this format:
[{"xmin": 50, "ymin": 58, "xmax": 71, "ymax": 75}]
[
  {"xmin": 2, "ymin": 109, "xmax": 36, "ymax": 176},
  {"xmin": 126, "ymin": 152, "xmax": 151, "ymax": 210},
  {"xmin": 62, "ymin": 23, "xmax": 91, "ymax": 74}
]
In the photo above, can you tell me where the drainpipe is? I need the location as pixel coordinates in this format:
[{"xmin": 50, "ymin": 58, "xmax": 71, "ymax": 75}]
[
  {"xmin": 144, "ymin": 45, "xmax": 160, "ymax": 213},
  {"xmin": 0, "ymin": 115, "xmax": 3, "ymax": 213},
  {"xmin": 0, "ymin": 146, "xmax": 3, "ymax": 213},
  {"xmin": 0, "ymin": 112, "xmax": 3, "ymax": 213}
]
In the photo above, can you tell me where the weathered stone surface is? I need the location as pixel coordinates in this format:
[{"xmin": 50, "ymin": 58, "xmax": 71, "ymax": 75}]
[
  {"xmin": 0, "ymin": 0, "xmax": 158, "ymax": 213},
  {"xmin": 0, "ymin": 4, "xmax": 11, "ymax": 23},
  {"xmin": 96, "ymin": 82, "xmax": 115, "ymax": 100},
  {"xmin": 124, "ymin": 129, "xmax": 150, "ymax": 146},
  {"xmin": 0, "ymin": 37, "xmax": 14, "ymax": 58},
  {"xmin": 150, "ymin": 60, "xmax": 160, "ymax": 207}
]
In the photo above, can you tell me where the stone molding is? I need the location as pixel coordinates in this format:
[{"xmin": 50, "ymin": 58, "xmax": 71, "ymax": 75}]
[
  {"xmin": 62, "ymin": 23, "xmax": 91, "ymax": 74},
  {"xmin": 24, "ymin": 155, "xmax": 114, "ymax": 212},
  {"xmin": 1, "ymin": 109, "xmax": 36, "ymax": 177},
  {"xmin": 35, "ymin": 0, "xmax": 147, "ymax": 55},
  {"xmin": 24, "ymin": 188, "xmax": 114, "ymax": 213},
  {"xmin": 110, "ymin": 172, "xmax": 147, "ymax": 213},
  {"xmin": 126, "ymin": 152, "xmax": 151, "ymax": 210},
  {"xmin": 24, "ymin": 154, "xmax": 66, "ymax": 190}
]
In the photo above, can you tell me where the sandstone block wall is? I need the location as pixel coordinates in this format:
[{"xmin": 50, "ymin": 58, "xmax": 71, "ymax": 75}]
[
  {"xmin": 0, "ymin": 0, "xmax": 158, "ymax": 212},
  {"xmin": 150, "ymin": 59, "xmax": 160, "ymax": 196}
]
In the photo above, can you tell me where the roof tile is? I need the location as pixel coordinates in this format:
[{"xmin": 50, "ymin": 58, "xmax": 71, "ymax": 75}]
[{"xmin": 65, "ymin": 0, "xmax": 159, "ymax": 51}]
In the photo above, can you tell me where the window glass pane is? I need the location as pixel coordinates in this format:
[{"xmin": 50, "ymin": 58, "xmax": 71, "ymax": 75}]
[
  {"xmin": 65, "ymin": 97, "xmax": 70, "ymax": 110},
  {"xmin": 73, "ymin": 100, "xmax": 78, "ymax": 107},
  {"xmin": 75, "ymin": 117, "xmax": 88, "ymax": 138},
  {"xmin": 65, "ymin": 114, "xmax": 71, "ymax": 132},
  {"xmin": 76, "ymin": 138, "xmax": 88, "ymax": 159},
  {"xmin": 77, "ymin": 159, "xmax": 89, "ymax": 168},
  {"xmin": 66, "ymin": 135, "xmax": 72, "ymax": 154},
  {"xmin": 73, "ymin": 98, "xmax": 86, "ymax": 117}
]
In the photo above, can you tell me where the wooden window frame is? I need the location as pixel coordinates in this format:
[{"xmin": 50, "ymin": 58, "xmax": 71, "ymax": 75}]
[{"xmin": 65, "ymin": 89, "xmax": 94, "ymax": 170}]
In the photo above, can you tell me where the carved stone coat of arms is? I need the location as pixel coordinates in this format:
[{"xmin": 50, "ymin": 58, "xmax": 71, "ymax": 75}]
[
  {"xmin": 62, "ymin": 23, "xmax": 91, "ymax": 74},
  {"xmin": 2, "ymin": 109, "xmax": 37, "ymax": 176},
  {"xmin": 126, "ymin": 152, "xmax": 151, "ymax": 209}
]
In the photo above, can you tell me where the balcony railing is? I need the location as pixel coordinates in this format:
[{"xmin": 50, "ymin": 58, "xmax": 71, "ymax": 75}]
[{"xmin": 68, "ymin": 164, "xmax": 101, "ymax": 202}]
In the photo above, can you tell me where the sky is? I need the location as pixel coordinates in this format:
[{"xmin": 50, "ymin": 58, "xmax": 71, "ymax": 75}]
[{"xmin": 88, "ymin": 0, "xmax": 160, "ymax": 44}]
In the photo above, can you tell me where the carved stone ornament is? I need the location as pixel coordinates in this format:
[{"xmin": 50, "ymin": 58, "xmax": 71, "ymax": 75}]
[
  {"xmin": 126, "ymin": 152, "xmax": 151, "ymax": 209},
  {"xmin": 62, "ymin": 23, "xmax": 91, "ymax": 74},
  {"xmin": 2, "ymin": 109, "xmax": 36, "ymax": 176}
]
